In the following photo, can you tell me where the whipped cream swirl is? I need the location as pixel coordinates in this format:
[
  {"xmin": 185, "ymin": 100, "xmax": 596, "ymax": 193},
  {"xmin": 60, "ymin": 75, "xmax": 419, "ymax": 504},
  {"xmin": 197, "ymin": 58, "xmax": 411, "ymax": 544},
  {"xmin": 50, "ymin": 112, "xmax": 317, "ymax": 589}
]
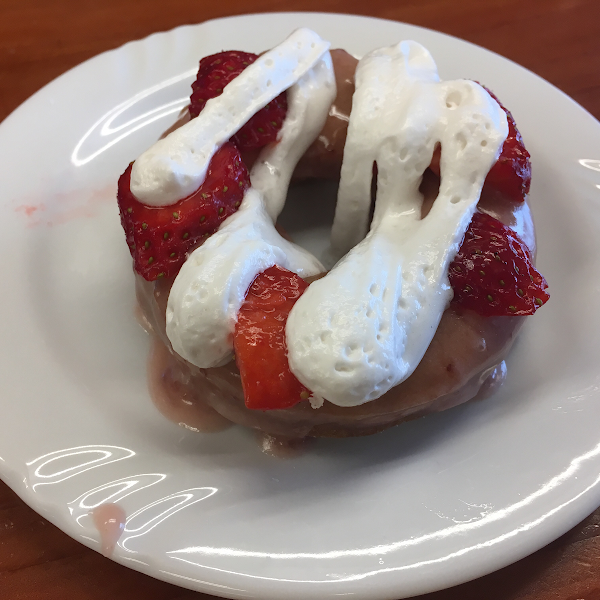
[
  {"xmin": 287, "ymin": 42, "xmax": 508, "ymax": 406},
  {"xmin": 164, "ymin": 29, "xmax": 336, "ymax": 367}
]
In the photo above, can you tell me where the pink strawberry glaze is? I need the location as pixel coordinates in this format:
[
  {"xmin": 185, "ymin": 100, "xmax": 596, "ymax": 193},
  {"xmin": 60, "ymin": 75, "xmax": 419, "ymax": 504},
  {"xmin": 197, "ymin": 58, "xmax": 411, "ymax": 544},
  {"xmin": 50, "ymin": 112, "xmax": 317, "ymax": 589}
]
[
  {"xmin": 147, "ymin": 335, "xmax": 232, "ymax": 433},
  {"xmin": 146, "ymin": 333, "xmax": 310, "ymax": 455}
]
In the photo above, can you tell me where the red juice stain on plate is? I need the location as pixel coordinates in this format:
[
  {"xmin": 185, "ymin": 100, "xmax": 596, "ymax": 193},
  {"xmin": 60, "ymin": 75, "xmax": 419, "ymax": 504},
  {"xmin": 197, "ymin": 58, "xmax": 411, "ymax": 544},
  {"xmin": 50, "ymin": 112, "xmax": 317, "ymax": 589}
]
[
  {"xmin": 14, "ymin": 183, "xmax": 115, "ymax": 227},
  {"xmin": 15, "ymin": 204, "xmax": 42, "ymax": 217},
  {"xmin": 91, "ymin": 503, "xmax": 127, "ymax": 557},
  {"xmin": 147, "ymin": 335, "xmax": 232, "ymax": 433}
]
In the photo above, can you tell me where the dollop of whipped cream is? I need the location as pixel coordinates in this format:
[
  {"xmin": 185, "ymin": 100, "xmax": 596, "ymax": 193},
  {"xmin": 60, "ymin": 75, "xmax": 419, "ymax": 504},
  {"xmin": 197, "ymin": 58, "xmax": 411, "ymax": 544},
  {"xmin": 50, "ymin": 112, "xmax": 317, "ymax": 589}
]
[{"xmin": 286, "ymin": 41, "xmax": 508, "ymax": 406}]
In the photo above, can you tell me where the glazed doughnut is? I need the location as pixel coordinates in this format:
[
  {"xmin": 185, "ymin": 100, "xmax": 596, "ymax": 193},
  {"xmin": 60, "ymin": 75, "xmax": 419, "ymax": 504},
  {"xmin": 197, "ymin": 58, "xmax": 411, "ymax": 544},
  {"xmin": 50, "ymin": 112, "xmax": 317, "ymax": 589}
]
[{"xmin": 119, "ymin": 30, "xmax": 548, "ymax": 438}]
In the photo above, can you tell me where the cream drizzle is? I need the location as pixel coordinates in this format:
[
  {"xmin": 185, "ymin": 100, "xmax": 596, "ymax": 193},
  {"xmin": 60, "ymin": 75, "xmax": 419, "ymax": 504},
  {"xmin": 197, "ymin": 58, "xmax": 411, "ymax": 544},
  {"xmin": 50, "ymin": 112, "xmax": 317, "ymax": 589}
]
[
  {"xmin": 165, "ymin": 30, "xmax": 335, "ymax": 368},
  {"xmin": 286, "ymin": 41, "xmax": 508, "ymax": 406}
]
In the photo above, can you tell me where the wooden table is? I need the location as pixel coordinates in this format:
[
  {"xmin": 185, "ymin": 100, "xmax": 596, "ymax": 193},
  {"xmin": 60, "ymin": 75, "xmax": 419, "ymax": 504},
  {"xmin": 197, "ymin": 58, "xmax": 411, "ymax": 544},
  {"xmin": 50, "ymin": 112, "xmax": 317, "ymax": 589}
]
[{"xmin": 1, "ymin": 1, "xmax": 599, "ymax": 598}]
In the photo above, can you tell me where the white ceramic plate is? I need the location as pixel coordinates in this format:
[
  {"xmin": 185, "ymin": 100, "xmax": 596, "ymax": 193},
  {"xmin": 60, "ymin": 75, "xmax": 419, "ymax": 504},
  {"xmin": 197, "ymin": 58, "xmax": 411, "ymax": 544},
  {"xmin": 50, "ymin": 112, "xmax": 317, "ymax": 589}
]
[{"xmin": 1, "ymin": 12, "xmax": 599, "ymax": 600}]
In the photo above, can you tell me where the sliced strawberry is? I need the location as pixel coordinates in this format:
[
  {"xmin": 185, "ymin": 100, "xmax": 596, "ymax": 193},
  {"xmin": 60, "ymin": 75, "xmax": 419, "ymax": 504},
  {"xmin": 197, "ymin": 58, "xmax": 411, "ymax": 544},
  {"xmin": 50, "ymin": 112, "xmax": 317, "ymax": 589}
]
[
  {"xmin": 429, "ymin": 84, "xmax": 531, "ymax": 203},
  {"xmin": 234, "ymin": 266, "xmax": 311, "ymax": 410},
  {"xmin": 117, "ymin": 142, "xmax": 250, "ymax": 281},
  {"xmin": 189, "ymin": 50, "xmax": 288, "ymax": 151},
  {"xmin": 481, "ymin": 85, "xmax": 531, "ymax": 202},
  {"xmin": 449, "ymin": 212, "xmax": 549, "ymax": 316}
]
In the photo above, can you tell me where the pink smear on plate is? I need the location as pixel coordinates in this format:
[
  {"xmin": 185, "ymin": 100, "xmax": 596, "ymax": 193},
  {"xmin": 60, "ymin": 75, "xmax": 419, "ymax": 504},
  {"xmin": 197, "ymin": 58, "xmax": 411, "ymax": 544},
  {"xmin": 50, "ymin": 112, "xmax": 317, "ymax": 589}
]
[
  {"xmin": 15, "ymin": 204, "xmax": 44, "ymax": 217},
  {"xmin": 92, "ymin": 502, "xmax": 127, "ymax": 557},
  {"xmin": 14, "ymin": 183, "xmax": 115, "ymax": 228}
]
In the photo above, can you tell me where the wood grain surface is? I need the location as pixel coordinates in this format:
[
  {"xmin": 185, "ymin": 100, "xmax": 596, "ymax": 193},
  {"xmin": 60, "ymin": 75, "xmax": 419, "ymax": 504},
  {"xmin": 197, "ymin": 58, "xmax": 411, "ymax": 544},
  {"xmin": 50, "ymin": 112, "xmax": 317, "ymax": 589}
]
[{"xmin": 1, "ymin": 1, "xmax": 599, "ymax": 599}]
